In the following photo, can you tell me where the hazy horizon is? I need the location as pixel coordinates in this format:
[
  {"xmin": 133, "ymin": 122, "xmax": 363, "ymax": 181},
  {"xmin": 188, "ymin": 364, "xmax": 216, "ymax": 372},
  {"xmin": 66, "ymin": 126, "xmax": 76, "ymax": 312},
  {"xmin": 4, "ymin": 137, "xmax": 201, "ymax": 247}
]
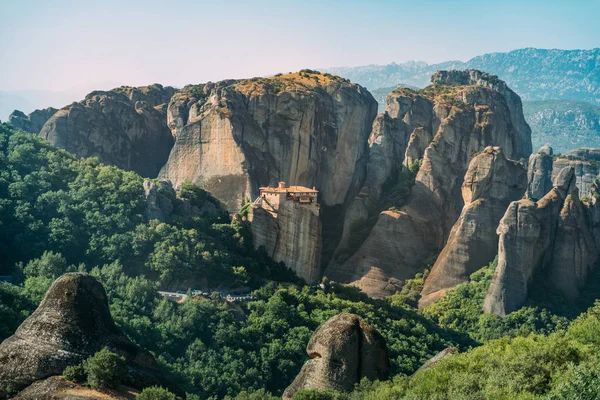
[{"xmin": 2, "ymin": 0, "xmax": 599, "ymax": 93}]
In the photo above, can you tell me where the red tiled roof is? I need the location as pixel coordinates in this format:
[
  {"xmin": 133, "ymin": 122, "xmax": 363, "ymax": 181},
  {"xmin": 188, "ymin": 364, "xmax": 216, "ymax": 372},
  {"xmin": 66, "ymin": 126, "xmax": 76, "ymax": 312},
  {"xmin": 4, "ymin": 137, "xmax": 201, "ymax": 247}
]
[{"xmin": 260, "ymin": 185, "xmax": 318, "ymax": 193}]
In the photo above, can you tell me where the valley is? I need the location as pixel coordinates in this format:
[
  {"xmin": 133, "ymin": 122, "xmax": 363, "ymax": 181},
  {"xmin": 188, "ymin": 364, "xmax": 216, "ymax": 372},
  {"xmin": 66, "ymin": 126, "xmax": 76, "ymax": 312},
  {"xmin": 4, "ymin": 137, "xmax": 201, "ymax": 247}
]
[{"xmin": 2, "ymin": 56, "xmax": 600, "ymax": 400}]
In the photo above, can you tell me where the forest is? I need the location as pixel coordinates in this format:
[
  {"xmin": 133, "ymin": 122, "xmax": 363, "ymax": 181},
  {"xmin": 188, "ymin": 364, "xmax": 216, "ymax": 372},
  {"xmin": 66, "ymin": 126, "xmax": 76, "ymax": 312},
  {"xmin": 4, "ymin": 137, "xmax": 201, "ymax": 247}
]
[{"xmin": 2, "ymin": 122, "xmax": 600, "ymax": 399}]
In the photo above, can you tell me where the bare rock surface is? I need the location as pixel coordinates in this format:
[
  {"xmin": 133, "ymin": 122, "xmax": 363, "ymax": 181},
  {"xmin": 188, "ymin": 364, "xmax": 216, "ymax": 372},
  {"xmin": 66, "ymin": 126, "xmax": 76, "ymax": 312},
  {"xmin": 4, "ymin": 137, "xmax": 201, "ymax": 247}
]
[
  {"xmin": 484, "ymin": 168, "xmax": 597, "ymax": 316},
  {"xmin": 39, "ymin": 84, "xmax": 175, "ymax": 178},
  {"xmin": 325, "ymin": 71, "xmax": 532, "ymax": 298},
  {"xmin": 416, "ymin": 346, "xmax": 459, "ymax": 372},
  {"xmin": 527, "ymin": 144, "xmax": 554, "ymax": 199},
  {"xmin": 282, "ymin": 313, "xmax": 389, "ymax": 399},
  {"xmin": 552, "ymin": 148, "xmax": 600, "ymax": 198},
  {"xmin": 9, "ymin": 108, "xmax": 58, "ymax": 133},
  {"xmin": 419, "ymin": 147, "xmax": 527, "ymax": 307},
  {"xmin": 0, "ymin": 273, "xmax": 171, "ymax": 397},
  {"xmin": 250, "ymin": 201, "xmax": 322, "ymax": 284},
  {"xmin": 14, "ymin": 376, "xmax": 138, "ymax": 400},
  {"xmin": 159, "ymin": 72, "xmax": 377, "ymax": 211}
]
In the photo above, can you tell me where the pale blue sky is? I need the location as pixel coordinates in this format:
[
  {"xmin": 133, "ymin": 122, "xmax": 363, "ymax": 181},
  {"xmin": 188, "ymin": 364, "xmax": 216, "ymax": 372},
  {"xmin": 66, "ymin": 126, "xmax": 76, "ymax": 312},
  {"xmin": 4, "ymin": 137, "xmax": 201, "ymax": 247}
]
[{"xmin": 1, "ymin": 0, "xmax": 598, "ymax": 91}]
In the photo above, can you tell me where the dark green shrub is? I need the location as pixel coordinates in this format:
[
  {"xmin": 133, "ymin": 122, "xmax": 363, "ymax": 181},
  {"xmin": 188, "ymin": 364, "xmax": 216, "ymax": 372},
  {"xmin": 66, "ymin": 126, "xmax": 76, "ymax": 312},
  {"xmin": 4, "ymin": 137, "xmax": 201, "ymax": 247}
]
[
  {"xmin": 63, "ymin": 363, "xmax": 86, "ymax": 383},
  {"xmin": 84, "ymin": 347, "xmax": 127, "ymax": 389},
  {"xmin": 136, "ymin": 386, "xmax": 178, "ymax": 400},
  {"xmin": 292, "ymin": 389, "xmax": 347, "ymax": 400}
]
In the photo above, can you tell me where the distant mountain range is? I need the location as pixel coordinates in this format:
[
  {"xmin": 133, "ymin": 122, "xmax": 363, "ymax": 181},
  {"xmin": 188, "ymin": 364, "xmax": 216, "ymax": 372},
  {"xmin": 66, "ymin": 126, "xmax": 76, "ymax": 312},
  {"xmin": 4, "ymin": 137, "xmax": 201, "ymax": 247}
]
[
  {"xmin": 325, "ymin": 48, "xmax": 600, "ymax": 104},
  {"xmin": 524, "ymin": 100, "xmax": 600, "ymax": 153},
  {"xmin": 325, "ymin": 48, "xmax": 600, "ymax": 152}
]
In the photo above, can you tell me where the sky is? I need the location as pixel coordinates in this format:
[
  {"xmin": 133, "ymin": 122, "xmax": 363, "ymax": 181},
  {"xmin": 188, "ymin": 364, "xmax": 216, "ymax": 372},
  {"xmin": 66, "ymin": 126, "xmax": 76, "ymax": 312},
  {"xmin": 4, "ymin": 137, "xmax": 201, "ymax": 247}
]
[{"xmin": 0, "ymin": 0, "xmax": 599, "ymax": 92}]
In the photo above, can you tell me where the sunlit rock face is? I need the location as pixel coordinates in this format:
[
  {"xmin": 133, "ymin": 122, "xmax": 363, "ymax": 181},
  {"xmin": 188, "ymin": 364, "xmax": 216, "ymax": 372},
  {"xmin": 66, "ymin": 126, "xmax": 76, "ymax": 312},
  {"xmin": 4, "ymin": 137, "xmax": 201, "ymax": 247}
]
[
  {"xmin": 419, "ymin": 146, "xmax": 527, "ymax": 308},
  {"xmin": 282, "ymin": 313, "xmax": 390, "ymax": 399},
  {"xmin": 39, "ymin": 84, "xmax": 176, "ymax": 178},
  {"xmin": 0, "ymin": 273, "xmax": 171, "ymax": 397},
  {"xmin": 159, "ymin": 73, "xmax": 378, "ymax": 211},
  {"xmin": 325, "ymin": 70, "xmax": 532, "ymax": 298},
  {"xmin": 484, "ymin": 167, "xmax": 598, "ymax": 316},
  {"xmin": 527, "ymin": 144, "xmax": 554, "ymax": 200}
]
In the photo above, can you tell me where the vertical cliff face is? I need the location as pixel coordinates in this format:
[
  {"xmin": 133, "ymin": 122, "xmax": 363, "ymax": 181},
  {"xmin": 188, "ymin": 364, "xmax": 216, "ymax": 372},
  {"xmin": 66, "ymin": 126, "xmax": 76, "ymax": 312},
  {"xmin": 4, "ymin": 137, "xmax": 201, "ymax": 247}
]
[
  {"xmin": 430, "ymin": 69, "xmax": 532, "ymax": 159},
  {"xmin": 250, "ymin": 197, "xmax": 322, "ymax": 284},
  {"xmin": 8, "ymin": 108, "xmax": 58, "ymax": 134},
  {"xmin": 551, "ymin": 148, "xmax": 600, "ymax": 198},
  {"xmin": 419, "ymin": 147, "xmax": 527, "ymax": 307},
  {"xmin": 38, "ymin": 84, "xmax": 176, "ymax": 178},
  {"xmin": 0, "ymin": 273, "xmax": 173, "ymax": 397},
  {"xmin": 324, "ymin": 71, "xmax": 532, "ymax": 298},
  {"xmin": 159, "ymin": 72, "xmax": 378, "ymax": 211},
  {"xmin": 484, "ymin": 168, "xmax": 598, "ymax": 316},
  {"xmin": 527, "ymin": 144, "xmax": 554, "ymax": 200},
  {"xmin": 283, "ymin": 313, "xmax": 389, "ymax": 399},
  {"xmin": 331, "ymin": 111, "xmax": 409, "ymax": 257}
]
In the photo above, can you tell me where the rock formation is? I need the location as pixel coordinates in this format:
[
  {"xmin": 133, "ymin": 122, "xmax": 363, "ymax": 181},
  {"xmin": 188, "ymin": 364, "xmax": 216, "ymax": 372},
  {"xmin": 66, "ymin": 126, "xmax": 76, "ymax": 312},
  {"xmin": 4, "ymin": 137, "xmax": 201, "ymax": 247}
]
[
  {"xmin": 416, "ymin": 346, "xmax": 458, "ymax": 372},
  {"xmin": 38, "ymin": 84, "xmax": 175, "ymax": 178},
  {"xmin": 527, "ymin": 144, "xmax": 554, "ymax": 200},
  {"xmin": 483, "ymin": 168, "xmax": 598, "ymax": 316},
  {"xmin": 13, "ymin": 376, "xmax": 137, "ymax": 400},
  {"xmin": 419, "ymin": 147, "xmax": 527, "ymax": 307},
  {"xmin": 159, "ymin": 72, "xmax": 378, "ymax": 211},
  {"xmin": 142, "ymin": 179, "xmax": 221, "ymax": 223},
  {"xmin": 9, "ymin": 108, "xmax": 57, "ymax": 134},
  {"xmin": 249, "ymin": 183, "xmax": 322, "ymax": 284},
  {"xmin": 325, "ymin": 70, "xmax": 532, "ymax": 298},
  {"xmin": 0, "ymin": 273, "xmax": 172, "ymax": 397},
  {"xmin": 430, "ymin": 69, "xmax": 532, "ymax": 158},
  {"xmin": 552, "ymin": 148, "xmax": 600, "ymax": 198},
  {"xmin": 331, "ymin": 111, "xmax": 409, "ymax": 259},
  {"xmin": 282, "ymin": 313, "xmax": 389, "ymax": 399}
]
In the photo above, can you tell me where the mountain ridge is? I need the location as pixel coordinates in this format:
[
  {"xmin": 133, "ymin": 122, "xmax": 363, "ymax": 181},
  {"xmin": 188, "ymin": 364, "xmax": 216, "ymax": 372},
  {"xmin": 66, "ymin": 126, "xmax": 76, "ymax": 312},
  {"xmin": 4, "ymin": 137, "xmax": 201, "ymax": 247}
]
[{"xmin": 325, "ymin": 47, "xmax": 600, "ymax": 104}]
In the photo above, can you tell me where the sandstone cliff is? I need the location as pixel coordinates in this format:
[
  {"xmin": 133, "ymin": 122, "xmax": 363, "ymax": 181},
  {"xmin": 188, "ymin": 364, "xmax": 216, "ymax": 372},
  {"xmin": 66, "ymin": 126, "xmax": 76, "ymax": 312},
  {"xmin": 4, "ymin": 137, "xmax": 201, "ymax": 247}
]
[
  {"xmin": 483, "ymin": 168, "xmax": 598, "ymax": 316},
  {"xmin": 38, "ymin": 84, "xmax": 175, "ymax": 178},
  {"xmin": 249, "ymin": 199, "xmax": 322, "ymax": 284},
  {"xmin": 552, "ymin": 148, "xmax": 600, "ymax": 198},
  {"xmin": 283, "ymin": 313, "xmax": 389, "ymax": 399},
  {"xmin": 9, "ymin": 108, "xmax": 57, "ymax": 133},
  {"xmin": 324, "ymin": 70, "xmax": 532, "ymax": 298},
  {"xmin": 158, "ymin": 72, "xmax": 377, "ymax": 211},
  {"xmin": 527, "ymin": 144, "xmax": 554, "ymax": 200},
  {"xmin": 0, "ymin": 273, "xmax": 172, "ymax": 397},
  {"xmin": 419, "ymin": 147, "xmax": 527, "ymax": 307},
  {"xmin": 143, "ymin": 179, "xmax": 222, "ymax": 223}
]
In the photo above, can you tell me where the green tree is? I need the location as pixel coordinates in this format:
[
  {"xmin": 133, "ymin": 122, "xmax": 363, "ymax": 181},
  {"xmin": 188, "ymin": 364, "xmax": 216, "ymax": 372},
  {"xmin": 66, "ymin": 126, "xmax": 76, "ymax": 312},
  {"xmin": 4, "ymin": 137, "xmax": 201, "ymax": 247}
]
[
  {"xmin": 292, "ymin": 389, "xmax": 347, "ymax": 400},
  {"xmin": 63, "ymin": 363, "xmax": 86, "ymax": 383},
  {"xmin": 84, "ymin": 347, "xmax": 127, "ymax": 389},
  {"xmin": 136, "ymin": 386, "xmax": 178, "ymax": 400}
]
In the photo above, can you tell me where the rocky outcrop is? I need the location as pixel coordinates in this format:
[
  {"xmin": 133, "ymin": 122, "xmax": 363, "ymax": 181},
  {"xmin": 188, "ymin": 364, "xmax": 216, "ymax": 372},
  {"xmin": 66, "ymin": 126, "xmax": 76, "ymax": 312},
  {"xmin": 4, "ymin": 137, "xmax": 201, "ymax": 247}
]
[
  {"xmin": 325, "ymin": 71, "xmax": 532, "ymax": 298},
  {"xmin": 9, "ymin": 108, "xmax": 57, "ymax": 133},
  {"xmin": 39, "ymin": 84, "xmax": 176, "ymax": 178},
  {"xmin": 484, "ymin": 168, "xmax": 597, "ymax": 316},
  {"xmin": 0, "ymin": 273, "xmax": 171, "ymax": 397},
  {"xmin": 250, "ymin": 200, "xmax": 322, "ymax": 284},
  {"xmin": 527, "ymin": 144, "xmax": 554, "ymax": 200},
  {"xmin": 416, "ymin": 346, "xmax": 458, "ymax": 372},
  {"xmin": 282, "ymin": 313, "xmax": 389, "ymax": 399},
  {"xmin": 430, "ymin": 69, "xmax": 532, "ymax": 159},
  {"xmin": 159, "ymin": 72, "xmax": 378, "ymax": 211},
  {"xmin": 13, "ymin": 376, "xmax": 137, "ymax": 400},
  {"xmin": 142, "ymin": 179, "xmax": 221, "ymax": 223},
  {"xmin": 419, "ymin": 147, "xmax": 527, "ymax": 307},
  {"xmin": 552, "ymin": 148, "xmax": 600, "ymax": 198},
  {"xmin": 332, "ymin": 111, "xmax": 409, "ymax": 257},
  {"xmin": 144, "ymin": 180, "xmax": 176, "ymax": 222}
]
